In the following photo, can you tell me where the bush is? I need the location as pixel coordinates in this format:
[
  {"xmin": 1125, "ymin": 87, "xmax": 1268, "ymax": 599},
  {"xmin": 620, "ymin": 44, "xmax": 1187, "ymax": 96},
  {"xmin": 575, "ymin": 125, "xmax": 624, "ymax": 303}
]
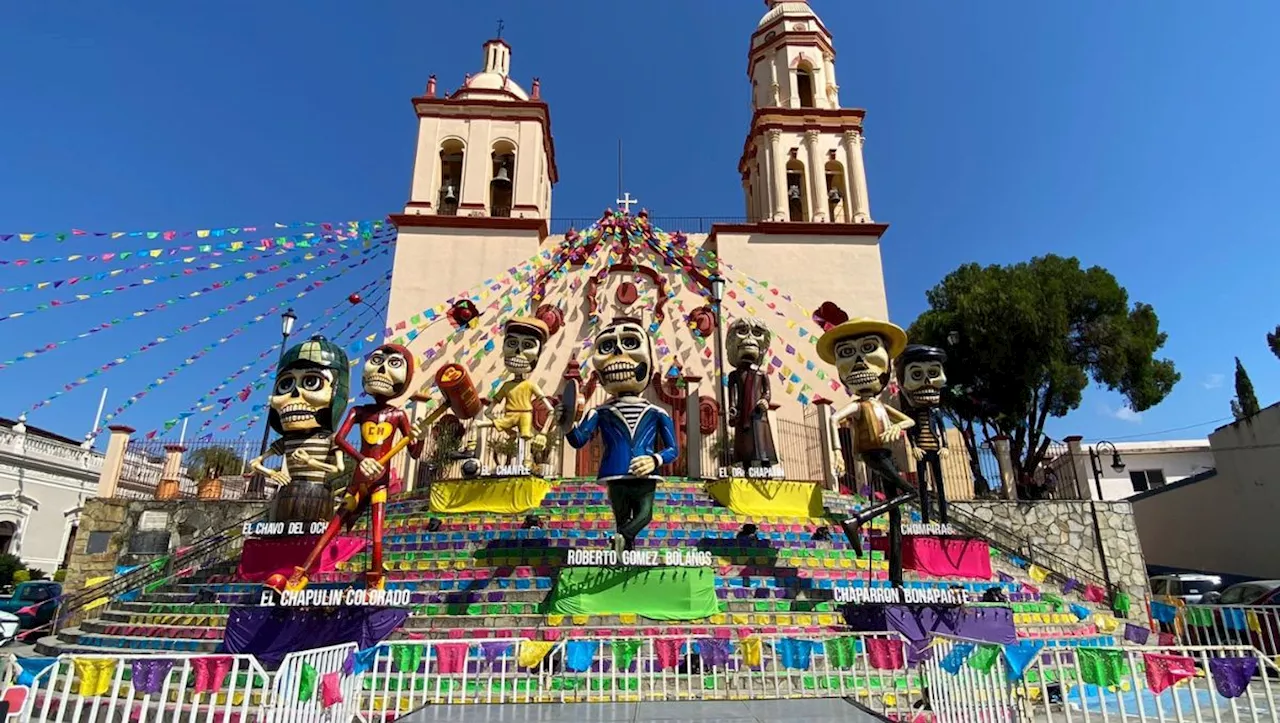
[
  {"xmin": 26, "ymin": 567, "xmax": 47, "ymax": 581},
  {"xmin": 11, "ymin": 570, "xmax": 28, "ymax": 584},
  {"xmin": 52, "ymin": 569, "xmax": 66, "ymax": 583},
  {"xmin": 0, "ymin": 554, "xmax": 22, "ymax": 588}
]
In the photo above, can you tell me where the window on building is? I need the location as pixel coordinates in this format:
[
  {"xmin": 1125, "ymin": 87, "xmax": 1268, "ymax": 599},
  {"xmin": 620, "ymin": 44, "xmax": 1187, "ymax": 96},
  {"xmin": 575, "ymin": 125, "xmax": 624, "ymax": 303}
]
[
  {"xmin": 0, "ymin": 522, "xmax": 14, "ymax": 556},
  {"xmin": 489, "ymin": 145, "xmax": 515, "ymax": 218},
  {"xmin": 796, "ymin": 67, "xmax": 815, "ymax": 108},
  {"xmin": 86, "ymin": 531, "xmax": 112, "ymax": 555},
  {"xmin": 438, "ymin": 140, "xmax": 465, "ymax": 216},
  {"xmin": 61, "ymin": 524, "xmax": 78, "ymax": 568},
  {"xmin": 1129, "ymin": 469, "xmax": 1168, "ymax": 493}
]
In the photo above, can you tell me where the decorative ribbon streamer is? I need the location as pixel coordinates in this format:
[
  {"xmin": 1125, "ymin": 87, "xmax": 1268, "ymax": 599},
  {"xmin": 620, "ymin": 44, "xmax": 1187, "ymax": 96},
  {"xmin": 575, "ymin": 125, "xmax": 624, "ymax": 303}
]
[
  {"xmin": 197, "ymin": 284, "xmax": 390, "ymax": 438},
  {"xmin": 0, "ymin": 227, "xmax": 373, "ymax": 293},
  {"xmin": 0, "ymin": 217, "xmax": 386, "ymax": 244},
  {"xmin": 147, "ymin": 274, "xmax": 390, "ymax": 438},
  {"xmin": 0, "ymin": 225, "xmax": 368, "ymax": 266},
  {"xmin": 91, "ymin": 252, "xmax": 391, "ymax": 431},
  {"xmin": 0, "ymin": 233, "xmax": 391, "ymax": 322},
  {"xmin": 32, "ymin": 245, "xmax": 389, "ymax": 421}
]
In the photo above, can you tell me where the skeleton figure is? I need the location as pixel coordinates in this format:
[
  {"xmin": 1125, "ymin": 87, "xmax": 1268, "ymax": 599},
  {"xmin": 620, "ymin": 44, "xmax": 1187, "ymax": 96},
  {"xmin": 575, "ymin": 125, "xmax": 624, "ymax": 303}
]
[
  {"xmin": 562, "ymin": 318, "xmax": 678, "ymax": 555},
  {"xmin": 816, "ymin": 313, "xmax": 916, "ymax": 587},
  {"xmin": 897, "ymin": 345, "xmax": 950, "ymax": 523},
  {"xmin": 249, "ymin": 336, "xmax": 349, "ymax": 489},
  {"xmin": 726, "ymin": 318, "xmax": 778, "ymax": 470},
  {"xmin": 284, "ymin": 343, "xmax": 428, "ymax": 592},
  {"xmin": 473, "ymin": 317, "xmax": 556, "ymax": 470}
]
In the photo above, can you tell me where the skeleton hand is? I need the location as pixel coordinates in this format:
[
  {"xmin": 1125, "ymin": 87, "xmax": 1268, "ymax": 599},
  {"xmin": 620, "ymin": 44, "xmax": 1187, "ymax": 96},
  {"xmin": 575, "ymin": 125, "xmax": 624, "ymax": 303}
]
[
  {"xmin": 911, "ymin": 447, "xmax": 926, "ymax": 462},
  {"xmin": 629, "ymin": 455, "xmax": 657, "ymax": 476},
  {"xmin": 728, "ymin": 406, "xmax": 739, "ymax": 424},
  {"xmin": 359, "ymin": 457, "xmax": 385, "ymax": 480},
  {"xmin": 939, "ymin": 447, "xmax": 950, "ymax": 458},
  {"xmin": 269, "ymin": 467, "xmax": 291, "ymax": 485},
  {"xmin": 755, "ymin": 399, "xmax": 769, "ymax": 412},
  {"xmin": 879, "ymin": 427, "xmax": 903, "ymax": 446},
  {"xmin": 485, "ymin": 405, "xmax": 499, "ymax": 421},
  {"xmin": 834, "ymin": 456, "xmax": 846, "ymax": 477},
  {"xmin": 289, "ymin": 448, "xmax": 312, "ymax": 467},
  {"xmin": 410, "ymin": 416, "xmax": 430, "ymax": 442},
  {"xmin": 531, "ymin": 434, "xmax": 548, "ymax": 452}
]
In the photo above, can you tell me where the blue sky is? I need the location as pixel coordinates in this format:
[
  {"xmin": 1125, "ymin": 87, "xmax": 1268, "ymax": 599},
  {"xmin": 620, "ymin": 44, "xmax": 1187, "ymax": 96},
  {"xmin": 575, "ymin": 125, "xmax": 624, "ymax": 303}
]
[{"xmin": 2, "ymin": 1, "xmax": 1278, "ymax": 448}]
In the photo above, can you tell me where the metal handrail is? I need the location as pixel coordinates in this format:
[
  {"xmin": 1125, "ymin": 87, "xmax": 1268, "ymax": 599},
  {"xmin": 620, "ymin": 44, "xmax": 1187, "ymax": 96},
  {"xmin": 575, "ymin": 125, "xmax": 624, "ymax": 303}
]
[
  {"xmin": 943, "ymin": 503, "xmax": 1117, "ymax": 595},
  {"xmin": 50, "ymin": 508, "xmax": 268, "ymax": 634}
]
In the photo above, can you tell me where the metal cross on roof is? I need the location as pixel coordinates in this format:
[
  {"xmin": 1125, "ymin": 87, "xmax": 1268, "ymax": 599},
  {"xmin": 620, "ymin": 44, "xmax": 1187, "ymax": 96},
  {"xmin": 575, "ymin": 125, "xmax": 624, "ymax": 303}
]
[{"xmin": 616, "ymin": 192, "xmax": 638, "ymax": 214}]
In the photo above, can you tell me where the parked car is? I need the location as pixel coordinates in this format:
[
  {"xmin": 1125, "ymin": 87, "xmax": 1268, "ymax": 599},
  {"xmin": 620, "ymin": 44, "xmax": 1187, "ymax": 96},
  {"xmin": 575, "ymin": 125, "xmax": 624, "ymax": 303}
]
[
  {"xmin": 1202, "ymin": 580, "xmax": 1280, "ymax": 606},
  {"xmin": 0, "ymin": 611, "xmax": 18, "ymax": 646},
  {"xmin": 1150, "ymin": 573, "xmax": 1224, "ymax": 604},
  {"xmin": 0, "ymin": 581, "xmax": 62, "ymax": 631}
]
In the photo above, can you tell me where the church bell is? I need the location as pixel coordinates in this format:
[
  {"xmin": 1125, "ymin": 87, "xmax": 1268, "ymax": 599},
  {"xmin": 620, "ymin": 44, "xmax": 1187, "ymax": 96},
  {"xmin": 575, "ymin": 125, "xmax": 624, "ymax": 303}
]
[
  {"xmin": 443, "ymin": 184, "xmax": 458, "ymax": 202},
  {"xmin": 493, "ymin": 165, "xmax": 512, "ymax": 184}
]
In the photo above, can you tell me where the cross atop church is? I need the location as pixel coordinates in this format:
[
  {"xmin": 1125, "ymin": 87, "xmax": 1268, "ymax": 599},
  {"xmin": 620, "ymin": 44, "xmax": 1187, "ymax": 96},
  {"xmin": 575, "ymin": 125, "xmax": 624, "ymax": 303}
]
[
  {"xmin": 616, "ymin": 192, "xmax": 638, "ymax": 214},
  {"xmin": 496, "ymin": 19, "xmax": 505, "ymax": 38}
]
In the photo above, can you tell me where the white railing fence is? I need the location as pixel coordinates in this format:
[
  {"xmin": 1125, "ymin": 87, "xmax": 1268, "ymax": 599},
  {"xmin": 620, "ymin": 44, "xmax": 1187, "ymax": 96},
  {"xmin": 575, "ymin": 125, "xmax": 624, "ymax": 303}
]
[
  {"xmin": 20, "ymin": 652, "xmax": 270, "ymax": 723},
  {"xmin": 265, "ymin": 642, "xmax": 360, "ymax": 723},
  {"xmin": 926, "ymin": 634, "xmax": 1280, "ymax": 723},
  {"xmin": 1175, "ymin": 604, "xmax": 1280, "ymax": 658},
  {"xmin": 351, "ymin": 631, "xmax": 922, "ymax": 717}
]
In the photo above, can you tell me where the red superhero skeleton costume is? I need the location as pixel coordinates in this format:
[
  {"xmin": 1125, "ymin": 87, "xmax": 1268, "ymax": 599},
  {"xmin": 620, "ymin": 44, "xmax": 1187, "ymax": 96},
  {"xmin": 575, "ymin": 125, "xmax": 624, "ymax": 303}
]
[{"xmin": 283, "ymin": 344, "xmax": 427, "ymax": 592}]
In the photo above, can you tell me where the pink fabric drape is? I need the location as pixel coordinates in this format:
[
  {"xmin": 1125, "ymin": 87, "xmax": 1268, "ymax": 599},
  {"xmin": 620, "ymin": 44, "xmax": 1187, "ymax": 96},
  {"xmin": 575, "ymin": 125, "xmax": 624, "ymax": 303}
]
[
  {"xmin": 1143, "ymin": 652, "xmax": 1196, "ymax": 694},
  {"xmin": 655, "ymin": 639, "xmax": 684, "ymax": 671},
  {"xmin": 237, "ymin": 536, "xmax": 366, "ymax": 583},
  {"xmin": 901, "ymin": 537, "xmax": 991, "ymax": 579},
  {"xmin": 867, "ymin": 638, "xmax": 905, "ymax": 670},
  {"xmin": 192, "ymin": 656, "xmax": 233, "ymax": 694},
  {"xmin": 434, "ymin": 643, "xmax": 470, "ymax": 675},
  {"xmin": 1084, "ymin": 584, "xmax": 1107, "ymax": 603},
  {"xmin": 320, "ymin": 672, "xmax": 344, "ymax": 708}
]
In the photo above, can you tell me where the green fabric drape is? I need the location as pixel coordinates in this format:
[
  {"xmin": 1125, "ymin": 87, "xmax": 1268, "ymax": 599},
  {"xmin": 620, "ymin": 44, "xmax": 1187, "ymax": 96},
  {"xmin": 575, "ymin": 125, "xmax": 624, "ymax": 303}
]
[
  {"xmin": 824, "ymin": 637, "xmax": 859, "ymax": 670},
  {"xmin": 392, "ymin": 644, "xmax": 425, "ymax": 674},
  {"xmin": 545, "ymin": 566, "xmax": 719, "ymax": 621},
  {"xmin": 1077, "ymin": 648, "xmax": 1127, "ymax": 687},
  {"xmin": 967, "ymin": 644, "xmax": 1001, "ymax": 674},
  {"xmin": 612, "ymin": 640, "xmax": 643, "ymax": 669},
  {"xmin": 297, "ymin": 663, "xmax": 317, "ymax": 702}
]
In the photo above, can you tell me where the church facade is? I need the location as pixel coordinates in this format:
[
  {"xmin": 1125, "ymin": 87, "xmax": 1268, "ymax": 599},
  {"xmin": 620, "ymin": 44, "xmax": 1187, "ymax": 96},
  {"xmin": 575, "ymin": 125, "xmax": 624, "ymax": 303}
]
[{"xmin": 382, "ymin": 0, "xmax": 961, "ymax": 488}]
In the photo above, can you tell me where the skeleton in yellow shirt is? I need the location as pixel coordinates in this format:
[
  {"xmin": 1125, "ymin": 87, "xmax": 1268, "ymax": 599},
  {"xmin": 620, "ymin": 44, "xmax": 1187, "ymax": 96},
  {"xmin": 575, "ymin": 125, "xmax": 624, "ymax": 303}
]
[{"xmin": 474, "ymin": 317, "xmax": 556, "ymax": 470}]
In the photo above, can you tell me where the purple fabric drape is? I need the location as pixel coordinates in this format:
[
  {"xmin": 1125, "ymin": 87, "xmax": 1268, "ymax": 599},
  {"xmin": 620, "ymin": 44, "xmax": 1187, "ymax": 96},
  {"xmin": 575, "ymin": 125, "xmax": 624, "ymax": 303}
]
[
  {"xmin": 698, "ymin": 639, "xmax": 732, "ymax": 669},
  {"xmin": 130, "ymin": 659, "xmax": 175, "ymax": 695},
  {"xmin": 883, "ymin": 605, "xmax": 1017, "ymax": 665},
  {"xmin": 224, "ymin": 606, "xmax": 409, "ymax": 669},
  {"xmin": 481, "ymin": 642, "xmax": 513, "ymax": 665},
  {"xmin": 842, "ymin": 604, "xmax": 890, "ymax": 631},
  {"xmin": 1209, "ymin": 657, "xmax": 1259, "ymax": 699},
  {"xmin": 1124, "ymin": 624, "xmax": 1151, "ymax": 645}
]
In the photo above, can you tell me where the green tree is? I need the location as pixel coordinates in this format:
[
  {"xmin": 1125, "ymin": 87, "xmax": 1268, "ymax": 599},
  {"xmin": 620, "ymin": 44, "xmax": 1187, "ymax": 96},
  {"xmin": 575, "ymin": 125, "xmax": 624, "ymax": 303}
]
[
  {"xmin": 1268, "ymin": 325, "xmax": 1280, "ymax": 363},
  {"xmin": 0, "ymin": 553, "xmax": 23, "ymax": 588},
  {"xmin": 186, "ymin": 445, "xmax": 245, "ymax": 480},
  {"xmin": 1231, "ymin": 357, "xmax": 1261, "ymax": 419},
  {"xmin": 908, "ymin": 255, "xmax": 1179, "ymax": 489}
]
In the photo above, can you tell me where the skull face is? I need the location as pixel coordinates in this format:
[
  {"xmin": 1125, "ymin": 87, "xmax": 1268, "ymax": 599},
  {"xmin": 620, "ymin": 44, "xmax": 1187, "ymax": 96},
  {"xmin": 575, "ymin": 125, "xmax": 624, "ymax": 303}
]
[
  {"xmin": 270, "ymin": 368, "xmax": 336, "ymax": 432},
  {"xmin": 726, "ymin": 318, "xmax": 772, "ymax": 369},
  {"xmin": 833, "ymin": 333, "xmax": 891, "ymax": 398},
  {"xmin": 902, "ymin": 361, "xmax": 946, "ymax": 408},
  {"xmin": 503, "ymin": 330, "xmax": 543, "ymax": 376},
  {"xmin": 362, "ymin": 345, "xmax": 410, "ymax": 400},
  {"xmin": 591, "ymin": 319, "xmax": 653, "ymax": 396}
]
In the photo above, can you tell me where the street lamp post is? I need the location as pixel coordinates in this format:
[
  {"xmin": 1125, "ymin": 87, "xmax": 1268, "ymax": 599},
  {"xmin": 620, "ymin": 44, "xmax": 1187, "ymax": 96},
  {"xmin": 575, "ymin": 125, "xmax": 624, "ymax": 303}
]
[
  {"xmin": 247, "ymin": 308, "xmax": 298, "ymax": 499},
  {"xmin": 708, "ymin": 272, "xmax": 730, "ymax": 472},
  {"xmin": 1087, "ymin": 440, "xmax": 1126, "ymax": 612}
]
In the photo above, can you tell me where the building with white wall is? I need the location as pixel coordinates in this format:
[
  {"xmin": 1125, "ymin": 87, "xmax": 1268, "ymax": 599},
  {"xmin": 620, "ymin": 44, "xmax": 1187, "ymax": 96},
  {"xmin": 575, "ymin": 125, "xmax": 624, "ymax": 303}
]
[
  {"xmin": 1131, "ymin": 404, "xmax": 1280, "ymax": 580},
  {"xmin": 0, "ymin": 417, "xmax": 103, "ymax": 574},
  {"xmin": 1043, "ymin": 438, "xmax": 1214, "ymax": 501}
]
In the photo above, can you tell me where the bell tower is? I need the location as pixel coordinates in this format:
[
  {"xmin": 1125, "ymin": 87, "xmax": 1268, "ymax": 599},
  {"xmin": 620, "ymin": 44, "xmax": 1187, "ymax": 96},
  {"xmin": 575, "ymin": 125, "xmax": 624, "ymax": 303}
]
[
  {"xmin": 739, "ymin": 0, "xmax": 871, "ymax": 224},
  {"xmin": 388, "ymin": 31, "xmax": 559, "ymax": 355},
  {"xmin": 712, "ymin": 0, "xmax": 889, "ymax": 325}
]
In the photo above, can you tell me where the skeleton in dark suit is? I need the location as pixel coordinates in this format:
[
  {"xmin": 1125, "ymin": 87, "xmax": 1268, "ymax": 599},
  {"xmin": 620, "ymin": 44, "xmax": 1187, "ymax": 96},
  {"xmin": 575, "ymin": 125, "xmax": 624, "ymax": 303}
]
[
  {"xmin": 725, "ymin": 318, "xmax": 778, "ymax": 470},
  {"xmin": 897, "ymin": 344, "xmax": 950, "ymax": 523}
]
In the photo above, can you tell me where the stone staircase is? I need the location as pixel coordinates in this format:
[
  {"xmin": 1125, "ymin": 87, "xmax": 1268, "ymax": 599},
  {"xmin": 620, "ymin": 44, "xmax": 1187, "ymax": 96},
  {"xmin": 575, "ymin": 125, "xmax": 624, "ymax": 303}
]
[{"xmin": 38, "ymin": 477, "xmax": 1119, "ymax": 659}]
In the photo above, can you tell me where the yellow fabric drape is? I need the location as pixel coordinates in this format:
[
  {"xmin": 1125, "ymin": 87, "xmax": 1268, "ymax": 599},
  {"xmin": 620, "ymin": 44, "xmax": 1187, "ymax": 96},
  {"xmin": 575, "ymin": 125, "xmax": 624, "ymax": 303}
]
[
  {"xmin": 82, "ymin": 575, "xmax": 111, "ymax": 612},
  {"xmin": 706, "ymin": 479, "xmax": 823, "ymax": 518},
  {"xmin": 1247, "ymin": 610, "xmax": 1263, "ymax": 633},
  {"xmin": 517, "ymin": 641, "xmax": 558, "ymax": 669},
  {"xmin": 1094, "ymin": 614, "xmax": 1120, "ymax": 633},
  {"xmin": 429, "ymin": 477, "xmax": 552, "ymax": 514},
  {"xmin": 73, "ymin": 658, "xmax": 118, "ymax": 696},
  {"xmin": 740, "ymin": 637, "xmax": 763, "ymax": 668},
  {"xmin": 1028, "ymin": 565, "xmax": 1049, "ymax": 583}
]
